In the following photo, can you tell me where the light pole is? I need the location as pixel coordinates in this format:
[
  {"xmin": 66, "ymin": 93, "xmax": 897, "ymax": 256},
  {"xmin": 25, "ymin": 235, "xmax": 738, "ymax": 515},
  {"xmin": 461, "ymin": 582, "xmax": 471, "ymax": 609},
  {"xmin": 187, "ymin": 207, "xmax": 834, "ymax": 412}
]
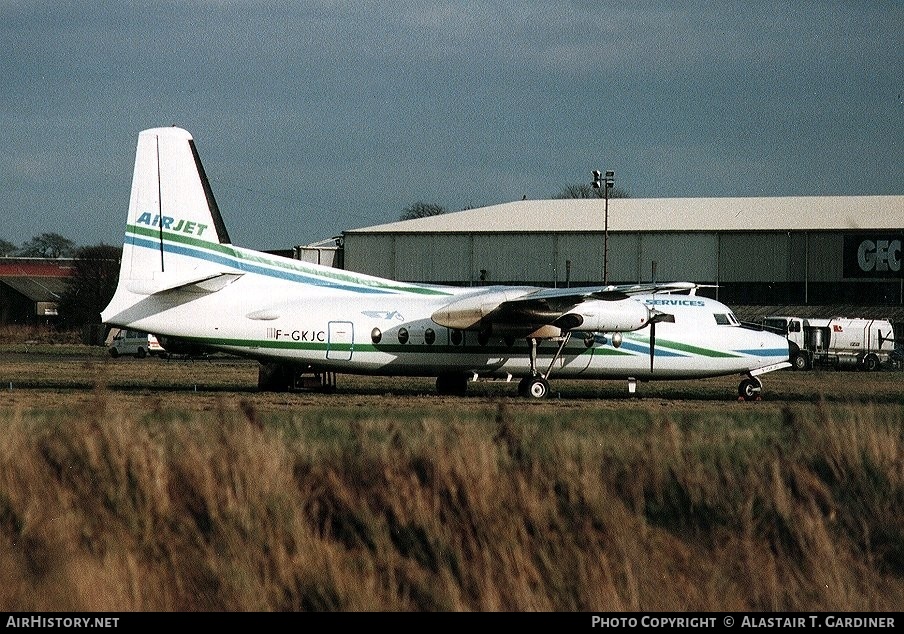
[{"xmin": 592, "ymin": 170, "xmax": 614, "ymax": 285}]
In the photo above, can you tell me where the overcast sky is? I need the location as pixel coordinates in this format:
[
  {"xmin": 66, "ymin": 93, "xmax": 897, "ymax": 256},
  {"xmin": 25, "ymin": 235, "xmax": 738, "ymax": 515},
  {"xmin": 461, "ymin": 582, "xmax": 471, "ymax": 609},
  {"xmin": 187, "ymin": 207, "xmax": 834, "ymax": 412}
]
[{"xmin": 2, "ymin": 1, "xmax": 901, "ymax": 251}]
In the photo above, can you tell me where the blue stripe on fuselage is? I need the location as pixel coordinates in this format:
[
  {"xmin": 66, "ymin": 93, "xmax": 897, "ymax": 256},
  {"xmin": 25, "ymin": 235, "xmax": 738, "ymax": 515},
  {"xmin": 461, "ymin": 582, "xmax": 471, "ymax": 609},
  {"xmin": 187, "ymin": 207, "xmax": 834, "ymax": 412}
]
[
  {"xmin": 739, "ymin": 348, "xmax": 789, "ymax": 357},
  {"xmin": 128, "ymin": 235, "xmax": 393, "ymax": 294},
  {"xmin": 620, "ymin": 339, "xmax": 688, "ymax": 357},
  {"xmin": 622, "ymin": 340, "xmax": 786, "ymax": 359}
]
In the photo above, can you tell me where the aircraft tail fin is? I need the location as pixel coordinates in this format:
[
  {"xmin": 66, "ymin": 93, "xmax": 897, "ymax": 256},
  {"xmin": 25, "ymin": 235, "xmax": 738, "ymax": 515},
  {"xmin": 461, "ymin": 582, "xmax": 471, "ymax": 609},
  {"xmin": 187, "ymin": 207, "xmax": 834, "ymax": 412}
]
[
  {"xmin": 102, "ymin": 127, "xmax": 240, "ymax": 323},
  {"xmin": 119, "ymin": 126, "xmax": 233, "ymax": 281}
]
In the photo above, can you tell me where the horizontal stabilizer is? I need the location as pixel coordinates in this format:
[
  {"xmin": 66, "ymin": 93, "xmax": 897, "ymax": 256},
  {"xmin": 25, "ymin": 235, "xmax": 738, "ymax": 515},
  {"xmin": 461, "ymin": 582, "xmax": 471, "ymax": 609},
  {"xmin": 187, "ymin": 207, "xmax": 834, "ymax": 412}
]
[{"xmin": 126, "ymin": 272, "xmax": 243, "ymax": 295}]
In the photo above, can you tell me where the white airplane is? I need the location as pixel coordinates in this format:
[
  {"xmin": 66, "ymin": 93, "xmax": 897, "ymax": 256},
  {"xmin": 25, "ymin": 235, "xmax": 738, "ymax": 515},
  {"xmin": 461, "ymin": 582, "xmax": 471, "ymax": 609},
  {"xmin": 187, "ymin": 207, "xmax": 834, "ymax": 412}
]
[{"xmin": 101, "ymin": 126, "xmax": 794, "ymax": 400}]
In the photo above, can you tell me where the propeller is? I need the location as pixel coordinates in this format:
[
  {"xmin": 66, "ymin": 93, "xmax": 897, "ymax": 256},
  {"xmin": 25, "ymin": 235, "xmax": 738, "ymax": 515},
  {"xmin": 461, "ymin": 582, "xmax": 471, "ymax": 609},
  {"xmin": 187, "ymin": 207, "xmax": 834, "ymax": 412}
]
[
  {"xmin": 650, "ymin": 321, "xmax": 656, "ymax": 372},
  {"xmin": 647, "ymin": 311, "xmax": 675, "ymax": 372}
]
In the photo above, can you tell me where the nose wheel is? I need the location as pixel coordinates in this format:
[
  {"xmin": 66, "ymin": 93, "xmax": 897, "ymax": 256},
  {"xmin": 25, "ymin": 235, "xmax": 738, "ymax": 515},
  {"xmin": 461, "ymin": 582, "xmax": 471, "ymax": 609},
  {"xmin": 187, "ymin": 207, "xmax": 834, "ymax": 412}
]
[{"xmin": 738, "ymin": 376, "xmax": 763, "ymax": 401}]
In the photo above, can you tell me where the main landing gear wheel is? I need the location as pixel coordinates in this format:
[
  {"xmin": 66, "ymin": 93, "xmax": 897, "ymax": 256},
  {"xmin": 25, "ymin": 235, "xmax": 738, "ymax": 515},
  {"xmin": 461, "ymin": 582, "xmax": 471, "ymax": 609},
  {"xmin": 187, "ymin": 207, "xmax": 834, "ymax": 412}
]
[
  {"xmin": 519, "ymin": 376, "xmax": 549, "ymax": 399},
  {"xmin": 738, "ymin": 376, "xmax": 762, "ymax": 401},
  {"xmin": 517, "ymin": 334, "xmax": 569, "ymax": 399}
]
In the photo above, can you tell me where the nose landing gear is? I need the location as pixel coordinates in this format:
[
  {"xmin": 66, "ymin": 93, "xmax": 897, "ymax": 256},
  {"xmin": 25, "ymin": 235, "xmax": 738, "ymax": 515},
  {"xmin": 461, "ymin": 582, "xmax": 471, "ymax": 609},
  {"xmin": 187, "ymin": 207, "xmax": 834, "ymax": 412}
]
[{"xmin": 738, "ymin": 375, "xmax": 763, "ymax": 401}]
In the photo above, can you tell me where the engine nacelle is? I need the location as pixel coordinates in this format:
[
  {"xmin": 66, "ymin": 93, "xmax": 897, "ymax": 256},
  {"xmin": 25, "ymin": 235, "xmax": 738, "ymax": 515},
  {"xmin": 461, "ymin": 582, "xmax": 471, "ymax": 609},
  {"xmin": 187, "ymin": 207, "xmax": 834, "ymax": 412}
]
[{"xmin": 562, "ymin": 298, "xmax": 651, "ymax": 333}]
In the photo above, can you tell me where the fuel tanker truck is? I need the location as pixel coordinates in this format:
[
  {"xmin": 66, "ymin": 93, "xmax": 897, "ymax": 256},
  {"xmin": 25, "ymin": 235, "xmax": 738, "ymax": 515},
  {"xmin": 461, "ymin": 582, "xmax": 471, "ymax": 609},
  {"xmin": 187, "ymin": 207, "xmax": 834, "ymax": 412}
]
[{"xmin": 762, "ymin": 316, "xmax": 897, "ymax": 371}]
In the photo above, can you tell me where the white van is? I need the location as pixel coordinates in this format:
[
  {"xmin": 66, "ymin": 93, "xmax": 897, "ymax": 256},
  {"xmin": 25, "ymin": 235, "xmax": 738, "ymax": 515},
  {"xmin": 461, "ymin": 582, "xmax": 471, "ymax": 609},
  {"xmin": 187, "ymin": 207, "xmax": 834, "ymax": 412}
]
[{"xmin": 108, "ymin": 329, "xmax": 166, "ymax": 358}]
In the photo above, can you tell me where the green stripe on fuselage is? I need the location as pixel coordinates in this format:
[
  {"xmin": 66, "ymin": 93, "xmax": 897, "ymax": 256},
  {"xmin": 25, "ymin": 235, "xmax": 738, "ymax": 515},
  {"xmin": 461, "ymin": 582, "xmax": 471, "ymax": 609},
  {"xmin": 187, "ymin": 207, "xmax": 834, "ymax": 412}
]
[
  {"xmin": 624, "ymin": 333, "xmax": 741, "ymax": 358},
  {"xmin": 164, "ymin": 335, "xmax": 639, "ymax": 357},
  {"xmin": 161, "ymin": 330, "xmax": 741, "ymax": 361},
  {"xmin": 126, "ymin": 224, "xmax": 452, "ymax": 296}
]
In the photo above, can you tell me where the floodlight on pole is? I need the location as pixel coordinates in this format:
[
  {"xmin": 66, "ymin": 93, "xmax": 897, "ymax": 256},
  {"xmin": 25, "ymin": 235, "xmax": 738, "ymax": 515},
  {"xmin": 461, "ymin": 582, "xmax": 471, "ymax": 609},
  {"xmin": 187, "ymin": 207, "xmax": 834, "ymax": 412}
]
[{"xmin": 592, "ymin": 170, "xmax": 615, "ymax": 285}]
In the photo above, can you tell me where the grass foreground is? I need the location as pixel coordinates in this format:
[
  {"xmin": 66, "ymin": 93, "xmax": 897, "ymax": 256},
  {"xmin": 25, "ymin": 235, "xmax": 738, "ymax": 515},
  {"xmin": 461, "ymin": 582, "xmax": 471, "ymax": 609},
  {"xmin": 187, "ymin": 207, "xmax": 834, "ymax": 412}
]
[{"xmin": 0, "ymin": 384, "xmax": 901, "ymax": 611}]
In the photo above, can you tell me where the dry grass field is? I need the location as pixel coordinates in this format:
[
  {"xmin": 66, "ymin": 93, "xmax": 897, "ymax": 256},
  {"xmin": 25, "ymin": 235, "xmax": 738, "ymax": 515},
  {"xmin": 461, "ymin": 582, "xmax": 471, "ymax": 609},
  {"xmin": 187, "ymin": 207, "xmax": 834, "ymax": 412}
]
[{"xmin": 0, "ymin": 327, "xmax": 901, "ymax": 611}]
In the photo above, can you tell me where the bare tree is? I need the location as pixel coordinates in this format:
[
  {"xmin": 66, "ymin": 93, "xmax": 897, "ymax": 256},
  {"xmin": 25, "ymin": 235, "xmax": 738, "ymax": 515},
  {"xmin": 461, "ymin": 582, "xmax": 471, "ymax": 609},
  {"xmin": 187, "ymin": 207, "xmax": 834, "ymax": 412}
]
[
  {"xmin": 56, "ymin": 244, "xmax": 121, "ymax": 329},
  {"xmin": 18, "ymin": 232, "xmax": 76, "ymax": 258},
  {"xmin": 400, "ymin": 202, "xmax": 448, "ymax": 221},
  {"xmin": 553, "ymin": 184, "xmax": 630, "ymax": 199},
  {"xmin": 0, "ymin": 238, "xmax": 17, "ymax": 256}
]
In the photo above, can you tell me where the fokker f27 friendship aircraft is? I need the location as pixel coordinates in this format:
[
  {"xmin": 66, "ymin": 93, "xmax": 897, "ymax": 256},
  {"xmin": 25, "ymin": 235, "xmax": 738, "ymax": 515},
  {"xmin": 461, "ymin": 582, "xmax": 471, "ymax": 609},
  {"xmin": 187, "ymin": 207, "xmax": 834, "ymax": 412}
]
[{"xmin": 101, "ymin": 127, "xmax": 794, "ymax": 400}]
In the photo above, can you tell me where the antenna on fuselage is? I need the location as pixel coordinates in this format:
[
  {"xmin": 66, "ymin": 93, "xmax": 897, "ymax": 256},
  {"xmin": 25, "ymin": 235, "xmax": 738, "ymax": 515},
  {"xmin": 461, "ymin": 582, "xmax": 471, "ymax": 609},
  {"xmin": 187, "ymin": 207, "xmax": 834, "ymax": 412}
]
[{"xmin": 155, "ymin": 135, "xmax": 164, "ymax": 272}]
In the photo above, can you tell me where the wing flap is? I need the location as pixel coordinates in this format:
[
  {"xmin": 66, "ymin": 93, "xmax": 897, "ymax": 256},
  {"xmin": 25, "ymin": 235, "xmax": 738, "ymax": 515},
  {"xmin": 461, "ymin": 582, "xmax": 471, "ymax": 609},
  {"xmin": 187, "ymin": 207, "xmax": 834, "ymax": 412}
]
[{"xmin": 430, "ymin": 287, "xmax": 537, "ymax": 329}]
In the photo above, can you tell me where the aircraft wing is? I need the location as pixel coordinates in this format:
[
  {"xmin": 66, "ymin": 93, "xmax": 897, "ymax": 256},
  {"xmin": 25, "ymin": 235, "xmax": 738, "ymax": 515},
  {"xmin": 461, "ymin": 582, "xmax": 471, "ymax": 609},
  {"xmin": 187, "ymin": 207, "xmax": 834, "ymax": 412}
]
[
  {"xmin": 510, "ymin": 281, "xmax": 698, "ymax": 302},
  {"xmin": 431, "ymin": 282, "xmax": 697, "ymax": 333}
]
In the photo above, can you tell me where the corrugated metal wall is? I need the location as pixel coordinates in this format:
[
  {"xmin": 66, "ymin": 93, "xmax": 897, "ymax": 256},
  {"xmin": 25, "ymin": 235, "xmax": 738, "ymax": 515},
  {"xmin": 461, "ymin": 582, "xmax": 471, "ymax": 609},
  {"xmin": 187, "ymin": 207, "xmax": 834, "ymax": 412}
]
[
  {"xmin": 472, "ymin": 234, "xmax": 555, "ymax": 283},
  {"xmin": 808, "ymin": 234, "xmax": 843, "ymax": 282},
  {"xmin": 637, "ymin": 233, "xmax": 718, "ymax": 282},
  {"xmin": 395, "ymin": 234, "xmax": 471, "ymax": 281},
  {"xmin": 343, "ymin": 230, "xmax": 884, "ymax": 288},
  {"xmin": 345, "ymin": 234, "xmax": 395, "ymax": 278},
  {"xmin": 719, "ymin": 233, "xmax": 791, "ymax": 282}
]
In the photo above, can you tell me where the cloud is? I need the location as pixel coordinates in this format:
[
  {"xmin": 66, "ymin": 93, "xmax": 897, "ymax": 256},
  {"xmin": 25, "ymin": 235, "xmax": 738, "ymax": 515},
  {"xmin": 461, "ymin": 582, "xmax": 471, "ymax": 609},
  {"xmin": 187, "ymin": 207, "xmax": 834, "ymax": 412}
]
[{"xmin": 0, "ymin": 1, "xmax": 900, "ymax": 249}]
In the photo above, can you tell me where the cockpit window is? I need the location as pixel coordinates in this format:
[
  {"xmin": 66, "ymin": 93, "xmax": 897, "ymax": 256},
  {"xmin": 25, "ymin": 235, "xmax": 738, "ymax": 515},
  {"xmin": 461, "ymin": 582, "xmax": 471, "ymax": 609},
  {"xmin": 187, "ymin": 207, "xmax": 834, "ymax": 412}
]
[{"xmin": 713, "ymin": 312, "xmax": 741, "ymax": 326}]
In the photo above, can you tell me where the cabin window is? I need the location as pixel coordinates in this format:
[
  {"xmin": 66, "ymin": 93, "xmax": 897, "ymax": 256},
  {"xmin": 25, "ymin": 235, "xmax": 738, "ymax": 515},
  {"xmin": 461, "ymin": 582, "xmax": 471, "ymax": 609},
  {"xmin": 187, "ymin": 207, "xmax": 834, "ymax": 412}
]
[
  {"xmin": 424, "ymin": 328, "xmax": 435, "ymax": 345},
  {"xmin": 371, "ymin": 328, "xmax": 382, "ymax": 344},
  {"xmin": 478, "ymin": 331, "xmax": 489, "ymax": 346},
  {"xmin": 398, "ymin": 327, "xmax": 409, "ymax": 344},
  {"xmin": 713, "ymin": 313, "xmax": 730, "ymax": 325},
  {"xmin": 450, "ymin": 329, "xmax": 463, "ymax": 346}
]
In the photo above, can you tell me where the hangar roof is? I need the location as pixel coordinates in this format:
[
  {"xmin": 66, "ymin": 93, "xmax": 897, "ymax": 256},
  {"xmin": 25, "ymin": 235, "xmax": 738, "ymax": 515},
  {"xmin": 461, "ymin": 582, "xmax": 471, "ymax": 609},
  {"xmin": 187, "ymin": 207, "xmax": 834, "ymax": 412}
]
[
  {"xmin": 346, "ymin": 195, "xmax": 903, "ymax": 234},
  {"xmin": 0, "ymin": 258, "xmax": 75, "ymax": 302},
  {"xmin": 0, "ymin": 276, "xmax": 68, "ymax": 302}
]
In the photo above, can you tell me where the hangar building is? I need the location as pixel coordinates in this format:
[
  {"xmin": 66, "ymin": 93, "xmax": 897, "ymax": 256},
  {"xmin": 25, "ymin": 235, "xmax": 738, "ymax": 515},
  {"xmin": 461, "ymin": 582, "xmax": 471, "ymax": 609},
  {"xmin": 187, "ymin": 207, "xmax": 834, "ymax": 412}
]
[
  {"xmin": 0, "ymin": 258, "xmax": 74, "ymax": 325},
  {"xmin": 335, "ymin": 195, "xmax": 903, "ymax": 322}
]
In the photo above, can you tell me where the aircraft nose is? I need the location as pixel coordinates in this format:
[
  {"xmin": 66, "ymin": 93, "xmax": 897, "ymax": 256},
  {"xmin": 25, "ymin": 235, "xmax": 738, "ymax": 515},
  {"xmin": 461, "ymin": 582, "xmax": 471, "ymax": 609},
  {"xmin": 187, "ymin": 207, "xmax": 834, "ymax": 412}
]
[{"xmin": 788, "ymin": 340, "xmax": 800, "ymax": 362}]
